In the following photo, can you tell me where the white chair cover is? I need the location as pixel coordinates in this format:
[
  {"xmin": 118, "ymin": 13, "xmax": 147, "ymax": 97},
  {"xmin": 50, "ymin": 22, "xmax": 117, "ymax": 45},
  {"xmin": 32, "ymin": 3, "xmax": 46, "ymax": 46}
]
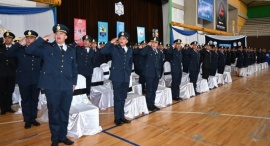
[
  {"xmin": 155, "ymin": 85, "xmax": 172, "ymax": 108},
  {"xmin": 231, "ymin": 64, "xmax": 236, "ymax": 72},
  {"xmin": 90, "ymin": 67, "xmax": 114, "ymax": 110},
  {"xmin": 196, "ymin": 78, "xmax": 210, "ymax": 93},
  {"xmin": 131, "ymin": 63, "xmax": 140, "ymax": 82},
  {"xmin": 225, "ymin": 65, "xmax": 232, "ymax": 72},
  {"xmin": 180, "ymin": 81, "xmax": 195, "ymax": 99},
  {"xmin": 107, "ymin": 60, "xmax": 112, "ymax": 68},
  {"xmin": 12, "ymin": 84, "xmax": 20, "ymax": 104},
  {"xmin": 208, "ymin": 76, "xmax": 218, "ymax": 89},
  {"xmin": 163, "ymin": 61, "xmax": 172, "ymax": 87},
  {"xmin": 124, "ymin": 76, "xmax": 149, "ymax": 119},
  {"xmin": 216, "ymin": 73, "xmax": 225, "ymax": 84},
  {"xmin": 223, "ymin": 72, "xmax": 232, "ymax": 83},
  {"xmin": 181, "ymin": 72, "xmax": 190, "ymax": 83},
  {"xmin": 100, "ymin": 63, "xmax": 110, "ymax": 80}
]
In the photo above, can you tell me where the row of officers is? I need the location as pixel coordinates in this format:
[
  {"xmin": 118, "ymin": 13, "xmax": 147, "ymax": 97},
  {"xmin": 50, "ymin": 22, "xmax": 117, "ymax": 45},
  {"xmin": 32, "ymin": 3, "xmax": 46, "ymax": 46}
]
[{"xmin": 0, "ymin": 24, "xmax": 269, "ymax": 146}]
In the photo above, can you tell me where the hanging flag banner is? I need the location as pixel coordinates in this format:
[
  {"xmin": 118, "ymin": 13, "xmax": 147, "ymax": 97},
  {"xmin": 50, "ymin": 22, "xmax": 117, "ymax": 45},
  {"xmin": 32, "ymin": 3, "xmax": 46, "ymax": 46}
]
[
  {"xmin": 115, "ymin": 2, "xmax": 124, "ymax": 16},
  {"xmin": 198, "ymin": 0, "xmax": 214, "ymax": 22},
  {"xmin": 98, "ymin": 21, "xmax": 108, "ymax": 42},
  {"xmin": 137, "ymin": 27, "xmax": 145, "ymax": 43},
  {"xmin": 216, "ymin": 0, "xmax": 227, "ymax": 31},
  {"xmin": 74, "ymin": 18, "xmax": 86, "ymax": 46},
  {"xmin": 116, "ymin": 21, "xmax": 125, "ymax": 37}
]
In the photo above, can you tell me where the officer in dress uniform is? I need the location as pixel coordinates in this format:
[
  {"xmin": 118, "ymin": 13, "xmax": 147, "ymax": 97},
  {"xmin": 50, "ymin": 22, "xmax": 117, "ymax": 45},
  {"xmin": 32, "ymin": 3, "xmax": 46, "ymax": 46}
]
[
  {"xmin": 91, "ymin": 39, "xmax": 101, "ymax": 68},
  {"xmin": 200, "ymin": 42, "xmax": 212, "ymax": 80},
  {"xmin": 218, "ymin": 47, "xmax": 226, "ymax": 74},
  {"xmin": 231, "ymin": 47, "xmax": 237, "ymax": 64},
  {"xmin": 226, "ymin": 47, "xmax": 232, "ymax": 66},
  {"xmin": 165, "ymin": 39, "xmax": 183, "ymax": 101},
  {"xmin": 72, "ymin": 35, "xmax": 94, "ymax": 96},
  {"xmin": 182, "ymin": 44, "xmax": 190, "ymax": 73},
  {"xmin": 187, "ymin": 41, "xmax": 200, "ymax": 95},
  {"xmin": 141, "ymin": 37, "xmax": 163, "ymax": 111},
  {"xmin": 0, "ymin": 31, "xmax": 16, "ymax": 115},
  {"xmin": 236, "ymin": 46, "xmax": 244, "ymax": 77},
  {"xmin": 6, "ymin": 30, "xmax": 41, "ymax": 128},
  {"xmin": 100, "ymin": 32, "xmax": 133, "ymax": 126},
  {"xmin": 163, "ymin": 43, "xmax": 172, "ymax": 63},
  {"xmin": 26, "ymin": 24, "xmax": 78, "ymax": 146},
  {"xmin": 243, "ymin": 47, "xmax": 249, "ymax": 68},
  {"xmin": 210, "ymin": 45, "xmax": 219, "ymax": 76}
]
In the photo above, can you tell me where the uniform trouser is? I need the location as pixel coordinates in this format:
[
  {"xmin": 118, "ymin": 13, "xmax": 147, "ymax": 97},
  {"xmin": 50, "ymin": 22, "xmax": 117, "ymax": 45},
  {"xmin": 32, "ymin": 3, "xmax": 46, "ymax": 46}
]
[
  {"xmin": 145, "ymin": 76, "xmax": 159, "ymax": 108},
  {"xmin": 202, "ymin": 67, "xmax": 210, "ymax": 80},
  {"xmin": 45, "ymin": 89, "xmax": 73, "ymax": 143},
  {"xmin": 171, "ymin": 72, "xmax": 182, "ymax": 98},
  {"xmin": 85, "ymin": 75, "xmax": 92, "ymax": 96},
  {"xmin": 218, "ymin": 67, "xmax": 225, "ymax": 74},
  {"xmin": 112, "ymin": 81, "xmax": 129, "ymax": 120},
  {"xmin": 0, "ymin": 74, "xmax": 16, "ymax": 112},
  {"xmin": 183, "ymin": 64, "xmax": 189, "ymax": 73},
  {"xmin": 189, "ymin": 70, "xmax": 199, "ymax": 91},
  {"xmin": 19, "ymin": 84, "xmax": 40, "ymax": 123},
  {"xmin": 210, "ymin": 66, "xmax": 217, "ymax": 76},
  {"xmin": 138, "ymin": 70, "xmax": 146, "ymax": 92}
]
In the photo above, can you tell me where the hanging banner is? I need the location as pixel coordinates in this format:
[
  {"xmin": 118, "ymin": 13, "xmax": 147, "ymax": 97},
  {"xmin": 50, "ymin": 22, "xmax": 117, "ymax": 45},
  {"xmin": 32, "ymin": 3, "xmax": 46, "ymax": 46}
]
[
  {"xmin": 216, "ymin": 0, "xmax": 227, "ymax": 31},
  {"xmin": 205, "ymin": 35, "xmax": 246, "ymax": 48},
  {"xmin": 198, "ymin": 0, "xmax": 214, "ymax": 22},
  {"xmin": 74, "ymin": 18, "xmax": 86, "ymax": 46},
  {"xmin": 115, "ymin": 2, "xmax": 124, "ymax": 16},
  {"xmin": 116, "ymin": 21, "xmax": 125, "ymax": 37},
  {"xmin": 137, "ymin": 27, "xmax": 145, "ymax": 43},
  {"xmin": 98, "ymin": 21, "xmax": 108, "ymax": 42}
]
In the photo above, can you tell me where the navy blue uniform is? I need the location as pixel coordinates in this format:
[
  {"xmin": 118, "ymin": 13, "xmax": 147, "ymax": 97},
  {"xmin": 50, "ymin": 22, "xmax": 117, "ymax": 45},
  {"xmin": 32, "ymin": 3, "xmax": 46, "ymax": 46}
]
[
  {"xmin": 226, "ymin": 50, "xmax": 231, "ymax": 65},
  {"xmin": 165, "ymin": 47, "xmax": 182, "ymax": 99},
  {"xmin": 26, "ymin": 37, "xmax": 78, "ymax": 143},
  {"xmin": 243, "ymin": 51, "xmax": 249, "ymax": 67},
  {"xmin": 218, "ymin": 52, "xmax": 226, "ymax": 74},
  {"xmin": 200, "ymin": 49, "xmax": 211, "ymax": 79},
  {"xmin": 91, "ymin": 47, "xmax": 101, "ymax": 68},
  {"xmin": 141, "ymin": 45, "xmax": 163, "ymax": 109},
  {"xmin": 133, "ymin": 48, "xmax": 146, "ymax": 92},
  {"xmin": 6, "ymin": 43, "xmax": 41, "ymax": 122},
  {"xmin": 182, "ymin": 49, "xmax": 189, "ymax": 73},
  {"xmin": 100, "ymin": 42, "xmax": 132, "ymax": 121},
  {"xmin": 187, "ymin": 48, "xmax": 200, "ymax": 90},
  {"xmin": 210, "ymin": 50, "xmax": 218, "ymax": 76},
  {"xmin": 236, "ymin": 50, "xmax": 244, "ymax": 68},
  {"xmin": 0, "ymin": 44, "xmax": 17, "ymax": 114},
  {"xmin": 231, "ymin": 51, "xmax": 236, "ymax": 64}
]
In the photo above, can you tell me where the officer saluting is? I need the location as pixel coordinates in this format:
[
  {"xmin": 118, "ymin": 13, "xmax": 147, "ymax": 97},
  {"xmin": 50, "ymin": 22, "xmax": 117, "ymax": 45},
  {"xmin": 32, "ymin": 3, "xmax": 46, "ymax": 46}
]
[
  {"xmin": 100, "ymin": 32, "xmax": 133, "ymax": 126},
  {"xmin": 0, "ymin": 31, "xmax": 16, "ymax": 115},
  {"xmin": 6, "ymin": 30, "xmax": 41, "ymax": 129},
  {"xmin": 26, "ymin": 24, "xmax": 78, "ymax": 146},
  {"xmin": 165, "ymin": 39, "xmax": 183, "ymax": 101},
  {"xmin": 141, "ymin": 37, "xmax": 163, "ymax": 111}
]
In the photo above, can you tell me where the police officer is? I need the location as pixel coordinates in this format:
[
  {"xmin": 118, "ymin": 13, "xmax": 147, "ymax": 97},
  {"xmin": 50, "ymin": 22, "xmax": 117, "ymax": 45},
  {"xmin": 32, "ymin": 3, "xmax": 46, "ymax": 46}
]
[
  {"xmin": 73, "ymin": 35, "xmax": 94, "ymax": 96},
  {"xmin": 0, "ymin": 31, "xmax": 16, "ymax": 115},
  {"xmin": 236, "ymin": 46, "xmax": 244, "ymax": 77},
  {"xmin": 226, "ymin": 47, "xmax": 232, "ymax": 66},
  {"xmin": 187, "ymin": 41, "xmax": 200, "ymax": 95},
  {"xmin": 141, "ymin": 37, "xmax": 163, "ymax": 111},
  {"xmin": 182, "ymin": 44, "xmax": 190, "ymax": 73},
  {"xmin": 26, "ymin": 24, "xmax": 78, "ymax": 146},
  {"xmin": 200, "ymin": 42, "xmax": 212, "ymax": 80},
  {"xmin": 164, "ymin": 44, "xmax": 172, "ymax": 63},
  {"xmin": 165, "ymin": 39, "xmax": 183, "ymax": 101},
  {"xmin": 6, "ymin": 30, "xmax": 41, "ymax": 128},
  {"xmin": 210, "ymin": 45, "xmax": 219, "ymax": 76},
  {"xmin": 218, "ymin": 47, "xmax": 226, "ymax": 74},
  {"xmin": 100, "ymin": 32, "xmax": 132, "ymax": 126},
  {"xmin": 91, "ymin": 39, "xmax": 101, "ymax": 68}
]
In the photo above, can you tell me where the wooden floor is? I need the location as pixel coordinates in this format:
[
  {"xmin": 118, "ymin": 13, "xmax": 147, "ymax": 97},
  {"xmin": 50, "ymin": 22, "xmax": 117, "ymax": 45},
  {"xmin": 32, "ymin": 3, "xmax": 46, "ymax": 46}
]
[{"xmin": 1, "ymin": 69, "xmax": 270, "ymax": 146}]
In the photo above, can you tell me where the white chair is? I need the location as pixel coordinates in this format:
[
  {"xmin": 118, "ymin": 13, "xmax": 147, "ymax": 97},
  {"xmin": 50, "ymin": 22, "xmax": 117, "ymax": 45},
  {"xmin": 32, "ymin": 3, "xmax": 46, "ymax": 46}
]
[
  {"xmin": 124, "ymin": 76, "xmax": 149, "ymax": 119},
  {"xmin": 225, "ymin": 65, "xmax": 232, "ymax": 72},
  {"xmin": 13, "ymin": 85, "xmax": 22, "ymax": 114},
  {"xmin": 100, "ymin": 63, "xmax": 110, "ymax": 81},
  {"xmin": 107, "ymin": 60, "xmax": 112, "ymax": 68},
  {"xmin": 131, "ymin": 63, "xmax": 140, "ymax": 83},
  {"xmin": 216, "ymin": 73, "xmax": 225, "ymax": 84},
  {"xmin": 155, "ymin": 85, "xmax": 172, "ymax": 108},
  {"xmin": 181, "ymin": 72, "xmax": 190, "ymax": 83},
  {"xmin": 90, "ymin": 67, "xmax": 114, "ymax": 110},
  {"xmin": 163, "ymin": 61, "xmax": 172, "ymax": 87},
  {"xmin": 223, "ymin": 72, "xmax": 232, "ymax": 83},
  {"xmin": 179, "ymin": 81, "xmax": 195, "ymax": 99},
  {"xmin": 196, "ymin": 74, "xmax": 210, "ymax": 93},
  {"xmin": 208, "ymin": 76, "xmax": 218, "ymax": 89}
]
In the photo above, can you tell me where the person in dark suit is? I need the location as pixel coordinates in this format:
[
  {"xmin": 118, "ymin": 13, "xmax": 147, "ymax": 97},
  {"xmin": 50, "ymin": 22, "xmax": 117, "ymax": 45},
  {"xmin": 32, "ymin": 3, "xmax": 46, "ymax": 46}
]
[
  {"xmin": 72, "ymin": 35, "xmax": 94, "ymax": 96},
  {"xmin": 182, "ymin": 44, "xmax": 190, "ymax": 73},
  {"xmin": 165, "ymin": 39, "xmax": 183, "ymax": 101},
  {"xmin": 218, "ymin": 47, "xmax": 226, "ymax": 74},
  {"xmin": 141, "ymin": 37, "xmax": 163, "ymax": 111},
  {"xmin": 187, "ymin": 41, "xmax": 200, "ymax": 95},
  {"xmin": 0, "ymin": 31, "xmax": 16, "ymax": 115},
  {"xmin": 6, "ymin": 30, "xmax": 41, "ymax": 128},
  {"xmin": 231, "ymin": 47, "xmax": 237, "ymax": 64},
  {"xmin": 243, "ymin": 47, "xmax": 249, "ymax": 68},
  {"xmin": 226, "ymin": 47, "xmax": 232, "ymax": 66},
  {"xmin": 200, "ymin": 42, "xmax": 212, "ymax": 80},
  {"xmin": 26, "ymin": 24, "xmax": 78, "ymax": 146},
  {"xmin": 164, "ymin": 43, "xmax": 172, "ymax": 63},
  {"xmin": 210, "ymin": 45, "xmax": 219, "ymax": 76},
  {"xmin": 100, "ymin": 32, "xmax": 133, "ymax": 126},
  {"xmin": 236, "ymin": 46, "xmax": 244, "ymax": 76},
  {"xmin": 91, "ymin": 39, "xmax": 101, "ymax": 68}
]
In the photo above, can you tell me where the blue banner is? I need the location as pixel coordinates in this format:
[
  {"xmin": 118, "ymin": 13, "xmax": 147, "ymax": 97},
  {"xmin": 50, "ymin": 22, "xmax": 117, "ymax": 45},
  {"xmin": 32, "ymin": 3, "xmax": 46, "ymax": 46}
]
[
  {"xmin": 198, "ymin": 0, "xmax": 213, "ymax": 22},
  {"xmin": 116, "ymin": 21, "xmax": 125, "ymax": 37},
  {"xmin": 98, "ymin": 21, "xmax": 108, "ymax": 42},
  {"xmin": 137, "ymin": 27, "xmax": 145, "ymax": 43}
]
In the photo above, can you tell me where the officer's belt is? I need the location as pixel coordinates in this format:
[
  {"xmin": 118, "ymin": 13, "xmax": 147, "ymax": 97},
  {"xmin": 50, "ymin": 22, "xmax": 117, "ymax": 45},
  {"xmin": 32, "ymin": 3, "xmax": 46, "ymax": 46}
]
[
  {"xmin": 91, "ymin": 81, "xmax": 104, "ymax": 86},
  {"xmin": 40, "ymin": 89, "xmax": 87, "ymax": 96},
  {"xmin": 164, "ymin": 72, "xmax": 171, "ymax": 75},
  {"xmin": 103, "ymin": 71, "xmax": 109, "ymax": 75}
]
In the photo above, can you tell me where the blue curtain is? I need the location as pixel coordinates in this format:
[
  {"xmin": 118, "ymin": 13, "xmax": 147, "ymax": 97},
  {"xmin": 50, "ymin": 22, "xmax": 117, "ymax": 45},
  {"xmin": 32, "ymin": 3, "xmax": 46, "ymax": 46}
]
[
  {"xmin": 0, "ymin": 5, "xmax": 56, "ymax": 24},
  {"xmin": 170, "ymin": 26, "xmax": 197, "ymax": 44}
]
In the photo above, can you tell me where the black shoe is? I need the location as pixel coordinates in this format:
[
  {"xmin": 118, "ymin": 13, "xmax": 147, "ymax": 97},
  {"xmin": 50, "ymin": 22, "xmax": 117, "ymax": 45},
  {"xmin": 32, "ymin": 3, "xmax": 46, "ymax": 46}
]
[
  {"xmin": 59, "ymin": 138, "xmax": 74, "ymax": 145},
  {"xmin": 51, "ymin": 142, "xmax": 58, "ymax": 146},
  {"xmin": 153, "ymin": 106, "xmax": 160, "ymax": 111},
  {"xmin": 120, "ymin": 118, "xmax": 131, "ymax": 124},
  {"xmin": 7, "ymin": 109, "xmax": 15, "ymax": 113},
  {"xmin": 114, "ymin": 119, "xmax": 123, "ymax": 126},
  {"xmin": 24, "ymin": 122, "xmax": 31, "ymax": 129},
  {"xmin": 31, "ymin": 120, "xmax": 41, "ymax": 126},
  {"xmin": 147, "ymin": 106, "xmax": 154, "ymax": 111},
  {"xmin": 195, "ymin": 92, "xmax": 200, "ymax": 95},
  {"xmin": 173, "ymin": 98, "xmax": 180, "ymax": 101}
]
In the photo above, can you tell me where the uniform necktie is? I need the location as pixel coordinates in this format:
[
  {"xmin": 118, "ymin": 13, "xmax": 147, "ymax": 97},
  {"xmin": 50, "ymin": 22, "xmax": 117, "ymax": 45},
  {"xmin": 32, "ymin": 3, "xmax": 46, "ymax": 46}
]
[{"xmin": 60, "ymin": 46, "xmax": 65, "ymax": 53}]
